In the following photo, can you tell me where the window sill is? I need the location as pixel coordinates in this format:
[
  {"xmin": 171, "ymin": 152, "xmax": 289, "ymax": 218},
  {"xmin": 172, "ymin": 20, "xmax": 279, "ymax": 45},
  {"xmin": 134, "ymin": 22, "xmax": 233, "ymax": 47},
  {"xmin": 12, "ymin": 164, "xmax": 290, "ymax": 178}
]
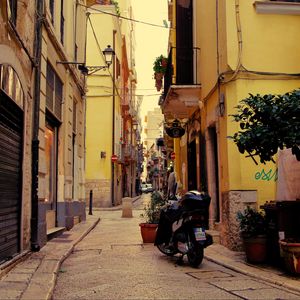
[{"xmin": 254, "ymin": 1, "xmax": 300, "ymax": 15}]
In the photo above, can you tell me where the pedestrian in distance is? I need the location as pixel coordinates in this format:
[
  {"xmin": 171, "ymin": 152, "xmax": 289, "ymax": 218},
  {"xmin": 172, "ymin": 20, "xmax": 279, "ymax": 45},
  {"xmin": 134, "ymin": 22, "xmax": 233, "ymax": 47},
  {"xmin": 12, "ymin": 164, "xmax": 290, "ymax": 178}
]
[{"xmin": 167, "ymin": 166, "xmax": 177, "ymax": 200}]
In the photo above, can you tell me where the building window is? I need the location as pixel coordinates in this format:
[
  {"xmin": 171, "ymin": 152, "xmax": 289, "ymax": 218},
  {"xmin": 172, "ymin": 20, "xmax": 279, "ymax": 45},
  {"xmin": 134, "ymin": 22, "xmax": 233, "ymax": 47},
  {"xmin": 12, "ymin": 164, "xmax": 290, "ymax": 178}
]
[
  {"xmin": 46, "ymin": 62, "xmax": 63, "ymax": 119},
  {"xmin": 74, "ymin": 2, "xmax": 78, "ymax": 61},
  {"xmin": 116, "ymin": 57, "xmax": 121, "ymax": 78},
  {"xmin": 75, "ymin": 44, "xmax": 78, "ymax": 62},
  {"xmin": 60, "ymin": 0, "xmax": 65, "ymax": 44},
  {"xmin": 0, "ymin": 64, "xmax": 24, "ymax": 109},
  {"xmin": 73, "ymin": 100, "xmax": 77, "ymax": 133},
  {"xmin": 8, "ymin": 0, "xmax": 17, "ymax": 25},
  {"xmin": 72, "ymin": 100, "xmax": 77, "ymax": 199},
  {"xmin": 49, "ymin": 0, "xmax": 55, "ymax": 24}
]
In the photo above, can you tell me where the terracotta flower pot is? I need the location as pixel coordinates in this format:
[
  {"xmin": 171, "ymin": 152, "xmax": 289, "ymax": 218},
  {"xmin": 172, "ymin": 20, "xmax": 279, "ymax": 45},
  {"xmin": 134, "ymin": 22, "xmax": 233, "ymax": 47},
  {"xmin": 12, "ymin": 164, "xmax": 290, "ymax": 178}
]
[
  {"xmin": 139, "ymin": 223, "xmax": 158, "ymax": 243},
  {"xmin": 279, "ymin": 239, "xmax": 300, "ymax": 275},
  {"xmin": 161, "ymin": 59, "xmax": 168, "ymax": 68},
  {"xmin": 243, "ymin": 235, "xmax": 267, "ymax": 263},
  {"xmin": 155, "ymin": 79, "xmax": 162, "ymax": 92}
]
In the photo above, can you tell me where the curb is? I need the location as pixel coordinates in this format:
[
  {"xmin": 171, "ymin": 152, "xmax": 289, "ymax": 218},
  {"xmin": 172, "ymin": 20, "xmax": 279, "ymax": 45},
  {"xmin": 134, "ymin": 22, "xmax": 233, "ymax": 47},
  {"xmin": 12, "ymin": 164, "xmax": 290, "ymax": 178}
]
[
  {"xmin": 20, "ymin": 217, "xmax": 101, "ymax": 300},
  {"xmin": 95, "ymin": 195, "xmax": 142, "ymax": 211}
]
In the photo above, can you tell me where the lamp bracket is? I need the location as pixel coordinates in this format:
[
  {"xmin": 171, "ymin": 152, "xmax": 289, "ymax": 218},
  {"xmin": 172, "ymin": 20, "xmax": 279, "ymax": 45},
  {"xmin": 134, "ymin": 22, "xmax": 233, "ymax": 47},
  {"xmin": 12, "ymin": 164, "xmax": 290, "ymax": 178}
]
[{"xmin": 56, "ymin": 61, "xmax": 108, "ymax": 75}]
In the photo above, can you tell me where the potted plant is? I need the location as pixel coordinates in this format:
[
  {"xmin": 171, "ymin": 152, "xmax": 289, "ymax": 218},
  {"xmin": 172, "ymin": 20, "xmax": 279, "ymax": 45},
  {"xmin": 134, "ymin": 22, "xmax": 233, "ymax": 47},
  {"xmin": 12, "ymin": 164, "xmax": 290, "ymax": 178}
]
[
  {"xmin": 237, "ymin": 206, "xmax": 267, "ymax": 263},
  {"xmin": 139, "ymin": 191, "xmax": 166, "ymax": 243},
  {"xmin": 153, "ymin": 55, "xmax": 167, "ymax": 91},
  {"xmin": 153, "ymin": 55, "xmax": 167, "ymax": 76}
]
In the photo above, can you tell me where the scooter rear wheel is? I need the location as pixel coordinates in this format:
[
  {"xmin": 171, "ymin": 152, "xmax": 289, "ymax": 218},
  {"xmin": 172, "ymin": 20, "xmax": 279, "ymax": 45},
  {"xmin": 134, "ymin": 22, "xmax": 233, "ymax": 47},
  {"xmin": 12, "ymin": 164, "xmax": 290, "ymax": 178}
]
[
  {"xmin": 187, "ymin": 242, "xmax": 204, "ymax": 268},
  {"xmin": 156, "ymin": 243, "xmax": 177, "ymax": 256}
]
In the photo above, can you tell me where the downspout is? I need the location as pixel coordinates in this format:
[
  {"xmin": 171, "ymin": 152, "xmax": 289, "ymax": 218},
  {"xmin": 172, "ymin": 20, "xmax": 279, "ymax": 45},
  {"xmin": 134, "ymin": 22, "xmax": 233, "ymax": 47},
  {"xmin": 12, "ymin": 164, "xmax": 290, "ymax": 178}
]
[
  {"xmin": 31, "ymin": 0, "xmax": 44, "ymax": 251},
  {"xmin": 83, "ymin": 12, "xmax": 90, "ymax": 172},
  {"xmin": 111, "ymin": 29, "xmax": 117, "ymax": 206}
]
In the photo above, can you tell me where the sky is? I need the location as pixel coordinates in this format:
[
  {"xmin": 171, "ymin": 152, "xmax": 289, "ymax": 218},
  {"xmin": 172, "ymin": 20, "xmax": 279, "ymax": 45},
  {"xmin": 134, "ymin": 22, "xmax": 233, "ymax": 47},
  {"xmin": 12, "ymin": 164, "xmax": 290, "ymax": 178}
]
[{"xmin": 131, "ymin": 0, "xmax": 169, "ymax": 129}]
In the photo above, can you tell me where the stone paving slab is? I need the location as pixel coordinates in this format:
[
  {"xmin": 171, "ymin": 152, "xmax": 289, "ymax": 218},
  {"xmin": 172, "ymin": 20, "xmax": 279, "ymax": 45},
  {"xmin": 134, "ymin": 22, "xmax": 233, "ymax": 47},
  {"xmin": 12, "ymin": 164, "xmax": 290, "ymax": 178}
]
[
  {"xmin": 0, "ymin": 214, "xmax": 100, "ymax": 300},
  {"xmin": 205, "ymin": 244, "xmax": 300, "ymax": 294},
  {"xmin": 0, "ymin": 199, "xmax": 300, "ymax": 300}
]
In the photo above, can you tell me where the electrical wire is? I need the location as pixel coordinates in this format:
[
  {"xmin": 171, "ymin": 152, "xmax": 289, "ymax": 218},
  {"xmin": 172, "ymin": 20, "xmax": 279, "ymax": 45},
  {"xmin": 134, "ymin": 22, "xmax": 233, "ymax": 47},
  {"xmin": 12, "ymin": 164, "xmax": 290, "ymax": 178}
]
[
  {"xmin": 87, "ymin": 14, "xmax": 123, "ymax": 100},
  {"xmin": 78, "ymin": 2, "xmax": 172, "ymax": 29},
  {"xmin": 222, "ymin": 0, "xmax": 243, "ymax": 84},
  {"xmin": 87, "ymin": 15, "xmax": 165, "ymax": 100}
]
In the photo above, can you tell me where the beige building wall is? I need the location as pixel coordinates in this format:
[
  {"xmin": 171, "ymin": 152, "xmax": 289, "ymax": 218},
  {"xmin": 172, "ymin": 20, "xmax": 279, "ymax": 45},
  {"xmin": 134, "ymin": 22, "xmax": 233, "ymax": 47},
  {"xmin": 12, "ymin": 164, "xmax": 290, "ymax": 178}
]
[
  {"xmin": 36, "ymin": 0, "xmax": 87, "ymax": 244},
  {"xmin": 0, "ymin": 1, "xmax": 36, "ymax": 256}
]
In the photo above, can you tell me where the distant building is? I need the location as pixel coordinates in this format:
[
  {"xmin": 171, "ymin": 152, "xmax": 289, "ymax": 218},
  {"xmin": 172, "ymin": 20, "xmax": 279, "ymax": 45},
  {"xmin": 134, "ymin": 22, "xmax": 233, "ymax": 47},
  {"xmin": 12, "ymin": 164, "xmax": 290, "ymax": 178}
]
[
  {"xmin": 85, "ymin": 0, "xmax": 140, "ymax": 207},
  {"xmin": 143, "ymin": 107, "xmax": 164, "ymax": 182}
]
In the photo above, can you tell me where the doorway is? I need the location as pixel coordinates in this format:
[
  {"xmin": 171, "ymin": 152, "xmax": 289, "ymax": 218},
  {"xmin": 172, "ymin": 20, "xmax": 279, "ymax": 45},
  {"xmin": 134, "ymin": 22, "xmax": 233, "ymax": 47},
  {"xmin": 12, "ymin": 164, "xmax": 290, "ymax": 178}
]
[
  {"xmin": 188, "ymin": 139, "xmax": 197, "ymax": 190},
  {"xmin": 0, "ymin": 91, "xmax": 23, "ymax": 262},
  {"xmin": 207, "ymin": 126, "xmax": 220, "ymax": 223},
  {"xmin": 45, "ymin": 120, "xmax": 58, "ymax": 229}
]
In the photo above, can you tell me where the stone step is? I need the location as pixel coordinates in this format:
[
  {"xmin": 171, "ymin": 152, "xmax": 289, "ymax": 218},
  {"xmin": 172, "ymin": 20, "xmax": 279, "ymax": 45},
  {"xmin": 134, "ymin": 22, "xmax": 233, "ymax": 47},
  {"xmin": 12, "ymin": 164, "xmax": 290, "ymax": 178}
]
[
  {"xmin": 206, "ymin": 229, "xmax": 220, "ymax": 244},
  {"xmin": 47, "ymin": 227, "xmax": 65, "ymax": 241}
]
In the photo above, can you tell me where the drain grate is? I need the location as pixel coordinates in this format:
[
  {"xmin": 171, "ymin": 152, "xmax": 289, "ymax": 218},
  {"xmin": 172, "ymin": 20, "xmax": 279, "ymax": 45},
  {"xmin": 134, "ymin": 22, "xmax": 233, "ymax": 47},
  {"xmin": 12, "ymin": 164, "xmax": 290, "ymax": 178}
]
[{"xmin": 187, "ymin": 270, "xmax": 234, "ymax": 280}]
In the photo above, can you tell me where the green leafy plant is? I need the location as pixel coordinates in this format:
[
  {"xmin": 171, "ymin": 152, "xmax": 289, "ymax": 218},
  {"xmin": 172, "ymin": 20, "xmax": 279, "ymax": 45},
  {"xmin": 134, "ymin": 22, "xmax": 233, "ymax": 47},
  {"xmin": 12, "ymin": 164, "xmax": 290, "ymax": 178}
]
[
  {"xmin": 230, "ymin": 90, "xmax": 300, "ymax": 164},
  {"xmin": 153, "ymin": 55, "xmax": 168, "ymax": 74},
  {"xmin": 140, "ymin": 191, "xmax": 166, "ymax": 223},
  {"xmin": 111, "ymin": 0, "xmax": 120, "ymax": 16},
  {"xmin": 237, "ymin": 206, "xmax": 267, "ymax": 238}
]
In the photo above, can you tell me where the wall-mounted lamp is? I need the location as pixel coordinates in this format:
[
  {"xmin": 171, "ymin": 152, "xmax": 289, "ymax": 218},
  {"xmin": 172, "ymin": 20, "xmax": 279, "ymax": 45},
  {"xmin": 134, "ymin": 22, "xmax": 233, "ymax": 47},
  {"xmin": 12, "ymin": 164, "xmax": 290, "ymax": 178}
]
[
  {"xmin": 132, "ymin": 121, "xmax": 138, "ymax": 131},
  {"xmin": 165, "ymin": 119, "xmax": 185, "ymax": 138},
  {"xmin": 219, "ymin": 93, "xmax": 225, "ymax": 117},
  {"xmin": 57, "ymin": 45, "xmax": 115, "ymax": 76}
]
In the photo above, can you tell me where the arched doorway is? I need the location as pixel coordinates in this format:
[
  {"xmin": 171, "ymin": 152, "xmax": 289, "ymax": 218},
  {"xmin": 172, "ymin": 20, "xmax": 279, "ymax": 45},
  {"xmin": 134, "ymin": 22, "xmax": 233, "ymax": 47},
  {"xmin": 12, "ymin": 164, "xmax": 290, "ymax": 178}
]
[{"xmin": 0, "ymin": 64, "xmax": 24, "ymax": 262}]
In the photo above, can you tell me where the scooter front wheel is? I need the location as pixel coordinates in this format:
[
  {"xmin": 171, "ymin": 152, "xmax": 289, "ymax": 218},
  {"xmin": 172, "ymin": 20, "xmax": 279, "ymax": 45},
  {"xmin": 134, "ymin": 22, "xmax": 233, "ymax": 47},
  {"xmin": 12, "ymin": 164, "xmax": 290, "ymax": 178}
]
[
  {"xmin": 187, "ymin": 242, "xmax": 204, "ymax": 268},
  {"xmin": 156, "ymin": 243, "xmax": 177, "ymax": 256}
]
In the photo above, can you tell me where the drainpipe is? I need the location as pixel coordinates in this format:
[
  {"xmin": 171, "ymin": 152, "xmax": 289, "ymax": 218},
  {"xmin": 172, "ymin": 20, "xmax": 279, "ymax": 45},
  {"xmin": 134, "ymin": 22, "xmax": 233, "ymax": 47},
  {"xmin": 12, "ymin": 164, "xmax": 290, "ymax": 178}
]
[
  {"xmin": 111, "ymin": 29, "xmax": 117, "ymax": 206},
  {"xmin": 31, "ymin": 0, "xmax": 44, "ymax": 251}
]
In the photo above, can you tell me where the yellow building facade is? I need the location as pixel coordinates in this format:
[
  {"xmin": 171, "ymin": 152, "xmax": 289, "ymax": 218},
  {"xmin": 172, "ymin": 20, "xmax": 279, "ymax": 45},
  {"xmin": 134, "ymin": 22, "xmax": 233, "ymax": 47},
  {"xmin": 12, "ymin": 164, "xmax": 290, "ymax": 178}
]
[
  {"xmin": 85, "ymin": 0, "xmax": 139, "ymax": 207},
  {"xmin": 161, "ymin": 0, "xmax": 300, "ymax": 250}
]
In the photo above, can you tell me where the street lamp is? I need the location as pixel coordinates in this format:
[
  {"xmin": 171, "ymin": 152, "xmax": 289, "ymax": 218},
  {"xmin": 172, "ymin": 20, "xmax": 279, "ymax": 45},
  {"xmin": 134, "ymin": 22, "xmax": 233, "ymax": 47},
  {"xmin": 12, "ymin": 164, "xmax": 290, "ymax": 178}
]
[{"xmin": 57, "ymin": 45, "xmax": 115, "ymax": 75}]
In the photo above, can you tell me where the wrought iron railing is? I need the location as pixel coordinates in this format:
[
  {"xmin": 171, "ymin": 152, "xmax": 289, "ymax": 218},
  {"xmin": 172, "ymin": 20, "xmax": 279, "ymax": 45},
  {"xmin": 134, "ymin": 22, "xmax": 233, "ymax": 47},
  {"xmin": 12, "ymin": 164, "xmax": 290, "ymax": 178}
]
[{"xmin": 163, "ymin": 47, "xmax": 200, "ymax": 99}]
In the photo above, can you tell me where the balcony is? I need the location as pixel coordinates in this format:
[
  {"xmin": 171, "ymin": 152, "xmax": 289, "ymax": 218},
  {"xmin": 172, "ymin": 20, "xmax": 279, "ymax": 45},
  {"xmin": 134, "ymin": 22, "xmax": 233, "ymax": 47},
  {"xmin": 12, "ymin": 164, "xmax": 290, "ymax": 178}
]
[
  {"xmin": 160, "ymin": 47, "xmax": 201, "ymax": 121},
  {"xmin": 121, "ymin": 92, "xmax": 130, "ymax": 111},
  {"xmin": 122, "ymin": 144, "xmax": 137, "ymax": 163}
]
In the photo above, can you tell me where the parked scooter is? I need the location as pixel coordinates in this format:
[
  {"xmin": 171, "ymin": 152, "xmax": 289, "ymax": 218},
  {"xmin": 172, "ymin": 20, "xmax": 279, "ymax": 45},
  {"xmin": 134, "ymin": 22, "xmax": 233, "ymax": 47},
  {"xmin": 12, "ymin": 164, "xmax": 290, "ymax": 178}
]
[{"xmin": 154, "ymin": 190, "xmax": 212, "ymax": 268}]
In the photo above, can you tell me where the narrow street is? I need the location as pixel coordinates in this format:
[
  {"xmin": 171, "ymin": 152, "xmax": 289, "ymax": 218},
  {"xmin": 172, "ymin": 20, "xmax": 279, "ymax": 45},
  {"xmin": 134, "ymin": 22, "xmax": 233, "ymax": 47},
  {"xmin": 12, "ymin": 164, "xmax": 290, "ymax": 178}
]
[{"xmin": 53, "ymin": 194, "xmax": 300, "ymax": 300}]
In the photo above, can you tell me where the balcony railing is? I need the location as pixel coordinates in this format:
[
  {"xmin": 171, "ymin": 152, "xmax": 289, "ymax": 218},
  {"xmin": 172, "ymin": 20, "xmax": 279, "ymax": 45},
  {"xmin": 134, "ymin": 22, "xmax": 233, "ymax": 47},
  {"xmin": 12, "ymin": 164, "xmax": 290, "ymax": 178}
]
[{"xmin": 163, "ymin": 47, "xmax": 200, "ymax": 99}]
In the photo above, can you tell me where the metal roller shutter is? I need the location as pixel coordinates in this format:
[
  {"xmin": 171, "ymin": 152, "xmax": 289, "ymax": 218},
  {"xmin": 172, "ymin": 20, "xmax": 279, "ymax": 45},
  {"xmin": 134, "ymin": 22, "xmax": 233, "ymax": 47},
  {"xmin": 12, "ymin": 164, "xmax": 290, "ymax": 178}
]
[{"xmin": 0, "ymin": 91, "xmax": 23, "ymax": 263}]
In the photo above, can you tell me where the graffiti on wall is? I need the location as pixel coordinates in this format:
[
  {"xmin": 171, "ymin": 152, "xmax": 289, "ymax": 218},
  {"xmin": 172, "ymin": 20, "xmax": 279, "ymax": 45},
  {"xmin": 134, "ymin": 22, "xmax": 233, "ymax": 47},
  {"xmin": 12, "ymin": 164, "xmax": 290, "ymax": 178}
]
[{"xmin": 255, "ymin": 168, "xmax": 278, "ymax": 181}]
